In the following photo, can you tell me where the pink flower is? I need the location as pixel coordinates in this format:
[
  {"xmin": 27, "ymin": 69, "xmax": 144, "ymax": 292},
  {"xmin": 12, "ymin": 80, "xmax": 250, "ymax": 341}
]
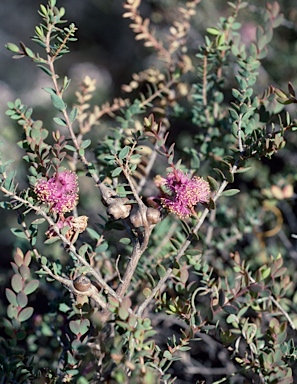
[
  {"xmin": 160, "ymin": 170, "xmax": 210, "ymax": 218},
  {"xmin": 35, "ymin": 170, "xmax": 79, "ymax": 213}
]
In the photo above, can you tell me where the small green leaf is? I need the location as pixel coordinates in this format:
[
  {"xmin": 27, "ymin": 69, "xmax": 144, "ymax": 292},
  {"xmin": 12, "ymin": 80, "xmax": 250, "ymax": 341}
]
[
  {"xmin": 37, "ymin": 65, "xmax": 53, "ymax": 76},
  {"xmin": 6, "ymin": 288, "xmax": 18, "ymax": 306},
  {"xmin": 17, "ymin": 291, "xmax": 28, "ymax": 308},
  {"xmin": 81, "ymin": 139, "xmax": 91, "ymax": 149},
  {"xmin": 24, "ymin": 46, "xmax": 35, "ymax": 58},
  {"xmin": 7, "ymin": 304, "xmax": 18, "ymax": 319},
  {"xmin": 223, "ymin": 305, "xmax": 238, "ymax": 314},
  {"xmin": 53, "ymin": 117, "xmax": 67, "ymax": 126},
  {"xmin": 51, "ymin": 94, "xmax": 66, "ymax": 111},
  {"xmin": 18, "ymin": 307, "xmax": 34, "ymax": 322},
  {"xmin": 221, "ymin": 189, "xmax": 240, "ymax": 197},
  {"xmin": 11, "ymin": 228, "xmax": 27, "ymax": 239},
  {"xmin": 156, "ymin": 264, "xmax": 167, "ymax": 278},
  {"xmin": 16, "ymin": 330, "xmax": 27, "ymax": 340},
  {"xmin": 65, "ymin": 144, "xmax": 76, "ymax": 151},
  {"xmin": 69, "ymin": 107, "xmax": 77, "ymax": 123},
  {"xmin": 95, "ymin": 242, "xmax": 109, "ymax": 253},
  {"xmin": 20, "ymin": 265, "xmax": 30, "ymax": 280},
  {"xmin": 78, "ymin": 244, "xmax": 89, "ymax": 256},
  {"xmin": 235, "ymin": 167, "xmax": 252, "ymax": 174},
  {"xmin": 69, "ymin": 320, "xmax": 80, "ymax": 335},
  {"xmin": 111, "ymin": 167, "xmax": 123, "ymax": 177},
  {"xmin": 163, "ymin": 350, "xmax": 173, "ymax": 359},
  {"xmin": 6, "ymin": 43, "xmax": 20, "ymax": 53},
  {"xmin": 119, "ymin": 237, "xmax": 131, "ymax": 244},
  {"xmin": 206, "ymin": 27, "xmax": 220, "ymax": 36},
  {"xmin": 118, "ymin": 307, "xmax": 129, "ymax": 320},
  {"xmin": 86, "ymin": 228, "xmax": 100, "ymax": 241},
  {"xmin": 31, "ymin": 218, "xmax": 46, "ymax": 225},
  {"xmin": 11, "ymin": 274, "xmax": 23, "ymax": 293},
  {"xmin": 44, "ymin": 236, "xmax": 60, "ymax": 244},
  {"xmin": 24, "ymin": 280, "xmax": 39, "ymax": 295},
  {"xmin": 207, "ymin": 176, "xmax": 218, "ymax": 191},
  {"xmin": 79, "ymin": 319, "xmax": 90, "ymax": 335},
  {"xmin": 119, "ymin": 146, "xmax": 130, "ymax": 160},
  {"xmin": 143, "ymin": 287, "xmax": 152, "ymax": 298},
  {"xmin": 43, "ymin": 87, "xmax": 56, "ymax": 96}
]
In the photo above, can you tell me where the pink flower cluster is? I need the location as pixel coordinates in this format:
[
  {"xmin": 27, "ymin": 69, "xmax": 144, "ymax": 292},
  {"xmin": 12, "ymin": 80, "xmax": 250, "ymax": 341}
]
[
  {"xmin": 160, "ymin": 170, "xmax": 210, "ymax": 218},
  {"xmin": 35, "ymin": 170, "xmax": 78, "ymax": 213}
]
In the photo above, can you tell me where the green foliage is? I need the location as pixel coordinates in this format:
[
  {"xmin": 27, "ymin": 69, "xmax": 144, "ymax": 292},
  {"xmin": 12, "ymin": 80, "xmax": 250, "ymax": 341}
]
[{"xmin": 1, "ymin": 0, "xmax": 297, "ymax": 383}]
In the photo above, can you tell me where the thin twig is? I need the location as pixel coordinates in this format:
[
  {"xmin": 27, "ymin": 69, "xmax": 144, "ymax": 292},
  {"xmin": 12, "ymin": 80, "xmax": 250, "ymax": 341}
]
[
  {"xmin": 0, "ymin": 184, "xmax": 119, "ymax": 301},
  {"xmin": 136, "ymin": 168, "xmax": 235, "ymax": 317}
]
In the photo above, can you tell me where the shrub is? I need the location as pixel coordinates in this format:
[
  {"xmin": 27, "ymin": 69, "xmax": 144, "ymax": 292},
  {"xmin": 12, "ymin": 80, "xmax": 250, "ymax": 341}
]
[{"xmin": 1, "ymin": 0, "xmax": 297, "ymax": 383}]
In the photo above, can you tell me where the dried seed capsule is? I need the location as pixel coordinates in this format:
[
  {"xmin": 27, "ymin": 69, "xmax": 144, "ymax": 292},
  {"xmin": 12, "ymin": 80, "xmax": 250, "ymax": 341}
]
[
  {"xmin": 130, "ymin": 209, "xmax": 143, "ymax": 228},
  {"xmin": 130, "ymin": 207, "xmax": 161, "ymax": 228},
  {"xmin": 106, "ymin": 197, "xmax": 132, "ymax": 220},
  {"xmin": 73, "ymin": 275, "xmax": 91, "ymax": 292},
  {"xmin": 146, "ymin": 208, "xmax": 161, "ymax": 225}
]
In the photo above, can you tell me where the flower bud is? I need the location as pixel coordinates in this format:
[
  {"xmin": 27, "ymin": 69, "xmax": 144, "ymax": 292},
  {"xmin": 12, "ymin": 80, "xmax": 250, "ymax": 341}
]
[{"xmin": 73, "ymin": 275, "xmax": 91, "ymax": 292}]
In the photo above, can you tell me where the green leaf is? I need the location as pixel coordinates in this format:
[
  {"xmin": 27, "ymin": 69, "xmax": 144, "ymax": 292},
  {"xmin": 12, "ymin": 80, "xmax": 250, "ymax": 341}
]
[
  {"xmin": 37, "ymin": 65, "xmax": 53, "ymax": 76},
  {"xmin": 163, "ymin": 350, "xmax": 173, "ymax": 359},
  {"xmin": 206, "ymin": 27, "xmax": 220, "ymax": 36},
  {"xmin": 44, "ymin": 236, "xmax": 60, "ymax": 244},
  {"xmin": 235, "ymin": 167, "xmax": 252, "ymax": 174},
  {"xmin": 111, "ymin": 167, "xmax": 123, "ymax": 177},
  {"xmin": 221, "ymin": 189, "xmax": 240, "ymax": 197},
  {"xmin": 69, "ymin": 320, "xmax": 80, "ymax": 335},
  {"xmin": 41, "ymin": 256, "xmax": 47, "ymax": 265},
  {"xmin": 229, "ymin": 108, "xmax": 239, "ymax": 120},
  {"xmin": 95, "ymin": 242, "xmax": 109, "ymax": 253},
  {"xmin": 86, "ymin": 228, "xmax": 100, "ymax": 241},
  {"xmin": 81, "ymin": 139, "xmax": 91, "ymax": 149},
  {"xmin": 143, "ymin": 287, "xmax": 152, "ymax": 298},
  {"xmin": 207, "ymin": 176, "xmax": 218, "ymax": 191},
  {"xmin": 53, "ymin": 117, "xmax": 67, "ymax": 126},
  {"xmin": 31, "ymin": 218, "xmax": 46, "ymax": 225},
  {"xmin": 119, "ymin": 146, "xmax": 130, "ymax": 160},
  {"xmin": 7, "ymin": 304, "xmax": 18, "ymax": 319},
  {"xmin": 11, "ymin": 274, "xmax": 23, "ymax": 293},
  {"xmin": 80, "ymin": 319, "xmax": 90, "ymax": 335},
  {"xmin": 24, "ymin": 280, "xmax": 39, "ymax": 295},
  {"xmin": 43, "ymin": 87, "xmax": 56, "ymax": 96},
  {"xmin": 156, "ymin": 264, "xmax": 167, "ymax": 278},
  {"xmin": 119, "ymin": 237, "xmax": 131, "ymax": 244},
  {"xmin": 51, "ymin": 94, "xmax": 66, "ymax": 111},
  {"xmin": 69, "ymin": 107, "xmax": 77, "ymax": 123},
  {"xmin": 18, "ymin": 307, "xmax": 34, "ymax": 322},
  {"xmin": 19, "ymin": 265, "xmax": 30, "ymax": 280},
  {"xmin": 16, "ymin": 330, "xmax": 27, "ymax": 340},
  {"xmin": 223, "ymin": 305, "xmax": 238, "ymax": 314},
  {"xmin": 17, "ymin": 292, "xmax": 28, "ymax": 308},
  {"xmin": 6, "ymin": 288, "xmax": 18, "ymax": 306},
  {"xmin": 65, "ymin": 144, "xmax": 76, "ymax": 151},
  {"xmin": 78, "ymin": 244, "xmax": 89, "ymax": 256},
  {"xmin": 6, "ymin": 43, "xmax": 20, "ymax": 53}
]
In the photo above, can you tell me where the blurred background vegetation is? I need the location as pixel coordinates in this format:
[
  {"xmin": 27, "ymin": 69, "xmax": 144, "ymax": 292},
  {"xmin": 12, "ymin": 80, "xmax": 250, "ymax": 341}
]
[{"xmin": 1, "ymin": 0, "xmax": 297, "ymax": 382}]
